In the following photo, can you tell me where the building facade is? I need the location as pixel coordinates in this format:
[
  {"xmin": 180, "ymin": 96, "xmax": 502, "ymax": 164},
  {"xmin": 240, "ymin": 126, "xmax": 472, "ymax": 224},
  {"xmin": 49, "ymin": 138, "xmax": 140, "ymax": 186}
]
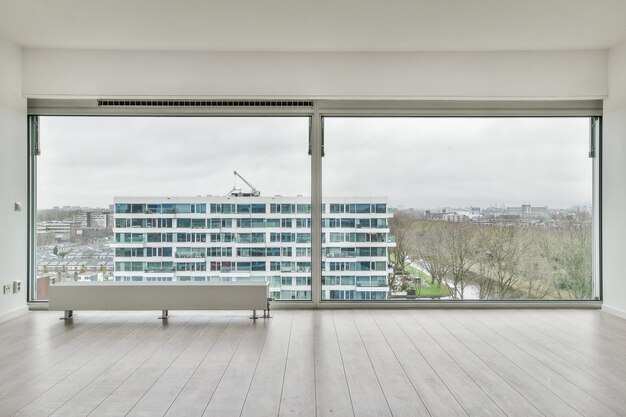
[
  {"xmin": 113, "ymin": 196, "xmax": 394, "ymax": 301},
  {"xmin": 74, "ymin": 210, "xmax": 113, "ymax": 228},
  {"xmin": 87, "ymin": 211, "xmax": 110, "ymax": 228}
]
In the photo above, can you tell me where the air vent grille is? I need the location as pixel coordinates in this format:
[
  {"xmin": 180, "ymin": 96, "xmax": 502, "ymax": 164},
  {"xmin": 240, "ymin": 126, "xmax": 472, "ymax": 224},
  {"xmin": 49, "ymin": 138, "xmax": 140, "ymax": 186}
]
[{"xmin": 97, "ymin": 99, "xmax": 313, "ymax": 108}]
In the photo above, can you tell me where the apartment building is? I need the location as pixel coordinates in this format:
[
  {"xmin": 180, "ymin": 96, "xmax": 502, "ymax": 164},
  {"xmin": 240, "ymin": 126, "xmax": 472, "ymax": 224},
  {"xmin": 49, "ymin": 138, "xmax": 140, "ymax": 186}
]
[
  {"xmin": 113, "ymin": 196, "xmax": 394, "ymax": 300},
  {"xmin": 73, "ymin": 210, "xmax": 112, "ymax": 228}
]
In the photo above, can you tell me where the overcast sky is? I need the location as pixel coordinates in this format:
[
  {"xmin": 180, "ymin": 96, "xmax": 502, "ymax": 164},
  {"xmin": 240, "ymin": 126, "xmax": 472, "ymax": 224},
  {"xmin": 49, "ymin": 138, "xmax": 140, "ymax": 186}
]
[{"xmin": 37, "ymin": 116, "xmax": 592, "ymax": 210}]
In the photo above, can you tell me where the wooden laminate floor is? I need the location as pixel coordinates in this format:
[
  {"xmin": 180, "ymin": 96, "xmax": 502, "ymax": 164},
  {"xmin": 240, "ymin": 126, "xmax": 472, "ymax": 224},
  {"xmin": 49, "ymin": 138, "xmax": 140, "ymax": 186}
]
[{"xmin": 0, "ymin": 309, "xmax": 625, "ymax": 417}]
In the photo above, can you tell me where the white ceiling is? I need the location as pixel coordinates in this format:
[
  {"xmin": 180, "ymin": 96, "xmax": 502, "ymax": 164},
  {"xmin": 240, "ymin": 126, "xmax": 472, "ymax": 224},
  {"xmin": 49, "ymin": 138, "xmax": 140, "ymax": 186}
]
[{"xmin": 1, "ymin": 0, "xmax": 625, "ymax": 52}]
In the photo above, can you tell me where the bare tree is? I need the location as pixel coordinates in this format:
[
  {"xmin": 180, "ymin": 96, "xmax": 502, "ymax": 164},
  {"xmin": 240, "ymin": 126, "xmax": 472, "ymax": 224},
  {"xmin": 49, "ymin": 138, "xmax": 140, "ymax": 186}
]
[
  {"xmin": 445, "ymin": 223, "xmax": 478, "ymax": 300},
  {"xmin": 517, "ymin": 228, "xmax": 556, "ymax": 299},
  {"xmin": 541, "ymin": 216, "xmax": 592, "ymax": 300},
  {"xmin": 388, "ymin": 210, "xmax": 416, "ymax": 278},
  {"xmin": 412, "ymin": 221, "xmax": 450, "ymax": 289},
  {"xmin": 477, "ymin": 225, "xmax": 523, "ymax": 299}
]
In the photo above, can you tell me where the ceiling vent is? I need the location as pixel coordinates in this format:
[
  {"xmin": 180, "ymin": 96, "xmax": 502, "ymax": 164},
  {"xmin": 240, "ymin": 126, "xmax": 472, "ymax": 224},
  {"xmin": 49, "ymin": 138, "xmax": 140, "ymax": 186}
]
[{"xmin": 97, "ymin": 99, "xmax": 313, "ymax": 107}]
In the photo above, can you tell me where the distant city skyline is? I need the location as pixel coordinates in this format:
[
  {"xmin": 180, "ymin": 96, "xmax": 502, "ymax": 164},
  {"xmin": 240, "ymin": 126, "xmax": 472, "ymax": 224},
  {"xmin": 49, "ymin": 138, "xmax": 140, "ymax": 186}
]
[
  {"xmin": 38, "ymin": 201, "xmax": 592, "ymax": 213},
  {"xmin": 36, "ymin": 116, "xmax": 593, "ymax": 210}
]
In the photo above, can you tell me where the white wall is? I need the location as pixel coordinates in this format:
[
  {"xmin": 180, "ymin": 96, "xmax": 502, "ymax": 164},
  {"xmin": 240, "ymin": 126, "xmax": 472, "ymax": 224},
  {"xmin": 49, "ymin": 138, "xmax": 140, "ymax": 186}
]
[
  {"xmin": 22, "ymin": 49, "xmax": 607, "ymax": 99},
  {"xmin": 0, "ymin": 36, "xmax": 27, "ymax": 321},
  {"xmin": 602, "ymin": 39, "xmax": 626, "ymax": 319},
  {"xmin": 15, "ymin": 47, "xmax": 617, "ymax": 316}
]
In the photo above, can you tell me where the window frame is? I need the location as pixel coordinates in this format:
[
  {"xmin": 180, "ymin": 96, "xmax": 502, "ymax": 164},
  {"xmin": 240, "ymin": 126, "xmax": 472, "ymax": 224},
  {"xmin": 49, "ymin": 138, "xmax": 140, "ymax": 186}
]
[{"xmin": 27, "ymin": 99, "xmax": 602, "ymax": 308}]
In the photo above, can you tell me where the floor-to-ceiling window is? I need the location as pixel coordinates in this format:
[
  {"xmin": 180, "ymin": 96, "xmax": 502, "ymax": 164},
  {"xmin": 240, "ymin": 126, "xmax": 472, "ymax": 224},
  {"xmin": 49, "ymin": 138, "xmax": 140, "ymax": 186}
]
[{"xmin": 28, "ymin": 101, "xmax": 601, "ymax": 305}]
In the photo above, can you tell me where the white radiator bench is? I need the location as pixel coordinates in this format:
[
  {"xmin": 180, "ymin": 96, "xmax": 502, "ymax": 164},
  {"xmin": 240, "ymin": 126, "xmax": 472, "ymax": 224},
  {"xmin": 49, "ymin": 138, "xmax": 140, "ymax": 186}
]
[{"xmin": 48, "ymin": 281, "xmax": 271, "ymax": 320}]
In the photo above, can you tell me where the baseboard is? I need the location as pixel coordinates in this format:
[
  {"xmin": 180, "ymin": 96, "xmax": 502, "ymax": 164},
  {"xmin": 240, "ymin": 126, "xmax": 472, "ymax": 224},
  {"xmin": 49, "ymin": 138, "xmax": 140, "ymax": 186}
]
[
  {"xmin": 0, "ymin": 305, "xmax": 29, "ymax": 323},
  {"xmin": 602, "ymin": 304, "xmax": 626, "ymax": 320}
]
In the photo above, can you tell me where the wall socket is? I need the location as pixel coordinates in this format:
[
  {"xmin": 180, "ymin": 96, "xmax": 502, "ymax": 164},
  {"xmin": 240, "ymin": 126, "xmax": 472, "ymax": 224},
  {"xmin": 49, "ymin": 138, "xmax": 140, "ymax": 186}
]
[
  {"xmin": 13, "ymin": 281, "xmax": 21, "ymax": 293},
  {"xmin": 3, "ymin": 284, "xmax": 11, "ymax": 295}
]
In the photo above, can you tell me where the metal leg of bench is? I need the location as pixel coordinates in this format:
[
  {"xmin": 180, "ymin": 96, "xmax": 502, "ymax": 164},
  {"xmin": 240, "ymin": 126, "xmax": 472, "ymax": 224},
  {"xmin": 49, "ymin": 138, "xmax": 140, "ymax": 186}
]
[
  {"xmin": 250, "ymin": 309, "xmax": 258, "ymax": 320},
  {"xmin": 158, "ymin": 310, "xmax": 168, "ymax": 320},
  {"xmin": 264, "ymin": 297, "xmax": 272, "ymax": 319},
  {"xmin": 60, "ymin": 310, "xmax": 73, "ymax": 320}
]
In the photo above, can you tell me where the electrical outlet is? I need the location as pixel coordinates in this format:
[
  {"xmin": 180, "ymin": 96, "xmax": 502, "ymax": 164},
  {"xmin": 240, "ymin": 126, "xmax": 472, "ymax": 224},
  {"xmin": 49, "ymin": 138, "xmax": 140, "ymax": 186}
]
[
  {"xmin": 3, "ymin": 284, "xmax": 11, "ymax": 295},
  {"xmin": 13, "ymin": 281, "xmax": 21, "ymax": 293}
]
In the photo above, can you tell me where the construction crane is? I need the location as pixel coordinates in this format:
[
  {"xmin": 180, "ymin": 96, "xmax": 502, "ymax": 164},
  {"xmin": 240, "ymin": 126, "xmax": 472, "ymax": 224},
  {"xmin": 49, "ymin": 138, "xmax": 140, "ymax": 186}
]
[{"xmin": 228, "ymin": 171, "xmax": 261, "ymax": 197}]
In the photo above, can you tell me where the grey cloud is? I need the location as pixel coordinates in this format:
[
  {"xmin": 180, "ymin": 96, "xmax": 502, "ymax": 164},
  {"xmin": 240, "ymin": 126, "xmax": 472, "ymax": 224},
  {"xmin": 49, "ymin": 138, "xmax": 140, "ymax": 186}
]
[
  {"xmin": 323, "ymin": 117, "xmax": 591, "ymax": 208},
  {"xmin": 37, "ymin": 116, "xmax": 592, "ymax": 210}
]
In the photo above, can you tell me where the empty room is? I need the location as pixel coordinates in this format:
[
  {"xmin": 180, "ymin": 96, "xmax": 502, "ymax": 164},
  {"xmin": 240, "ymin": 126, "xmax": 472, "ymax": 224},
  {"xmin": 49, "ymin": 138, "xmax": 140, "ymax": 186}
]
[{"xmin": 1, "ymin": 1, "xmax": 626, "ymax": 416}]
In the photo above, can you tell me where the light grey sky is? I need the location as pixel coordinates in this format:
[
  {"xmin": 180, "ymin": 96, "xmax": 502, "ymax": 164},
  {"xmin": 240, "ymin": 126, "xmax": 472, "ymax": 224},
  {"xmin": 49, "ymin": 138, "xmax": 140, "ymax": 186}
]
[{"xmin": 37, "ymin": 116, "xmax": 592, "ymax": 210}]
